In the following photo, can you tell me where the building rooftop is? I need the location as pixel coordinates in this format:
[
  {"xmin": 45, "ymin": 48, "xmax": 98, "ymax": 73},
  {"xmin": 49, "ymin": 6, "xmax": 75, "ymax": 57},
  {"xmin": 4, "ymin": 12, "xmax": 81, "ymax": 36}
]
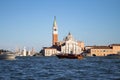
[
  {"xmin": 110, "ymin": 44, "xmax": 120, "ymax": 46},
  {"xmin": 92, "ymin": 46, "xmax": 112, "ymax": 49}
]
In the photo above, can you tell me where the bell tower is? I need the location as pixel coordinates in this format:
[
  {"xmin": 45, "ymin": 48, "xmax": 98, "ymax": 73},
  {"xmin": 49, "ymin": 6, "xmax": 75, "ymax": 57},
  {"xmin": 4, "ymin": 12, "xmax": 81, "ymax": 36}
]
[{"xmin": 52, "ymin": 16, "xmax": 58, "ymax": 45}]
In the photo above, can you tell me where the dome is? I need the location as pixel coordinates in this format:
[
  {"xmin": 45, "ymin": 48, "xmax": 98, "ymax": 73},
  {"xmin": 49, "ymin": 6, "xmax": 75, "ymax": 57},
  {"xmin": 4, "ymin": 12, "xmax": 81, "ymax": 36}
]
[{"xmin": 64, "ymin": 32, "xmax": 74, "ymax": 41}]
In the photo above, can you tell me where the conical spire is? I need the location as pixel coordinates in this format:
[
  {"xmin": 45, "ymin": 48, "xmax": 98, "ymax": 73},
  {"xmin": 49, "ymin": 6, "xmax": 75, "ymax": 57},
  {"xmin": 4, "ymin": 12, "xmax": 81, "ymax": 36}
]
[{"xmin": 53, "ymin": 16, "xmax": 57, "ymax": 27}]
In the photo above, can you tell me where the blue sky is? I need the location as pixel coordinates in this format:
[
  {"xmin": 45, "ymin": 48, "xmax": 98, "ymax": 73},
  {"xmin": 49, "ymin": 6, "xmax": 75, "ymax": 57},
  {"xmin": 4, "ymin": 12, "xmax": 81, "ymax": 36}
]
[{"xmin": 0, "ymin": 0, "xmax": 120, "ymax": 51}]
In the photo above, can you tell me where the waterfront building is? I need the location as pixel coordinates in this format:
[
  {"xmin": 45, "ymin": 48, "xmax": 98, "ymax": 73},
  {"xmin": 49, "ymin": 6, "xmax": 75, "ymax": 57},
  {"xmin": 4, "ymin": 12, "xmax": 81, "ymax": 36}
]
[
  {"xmin": 29, "ymin": 47, "xmax": 35, "ymax": 56},
  {"xmin": 42, "ymin": 47, "xmax": 57, "ymax": 56},
  {"xmin": 85, "ymin": 44, "xmax": 120, "ymax": 56},
  {"xmin": 15, "ymin": 47, "xmax": 35, "ymax": 56},
  {"xmin": 60, "ymin": 32, "xmax": 83, "ymax": 54},
  {"xmin": 28, "ymin": 50, "xmax": 31, "ymax": 56},
  {"xmin": 23, "ymin": 47, "xmax": 27, "ymax": 56},
  {"xmin": 42, "ymin": 16, "xmax": 84, "ymax": 56},
  {"xmin": 110, "ymin": 44, "xmax": 120, "ymax": 54},
  {"xmin": 89, "ymin": 46, "xmax": 113, "ymax": 56},
  {"xmin": 15, "ymin": 47, "xmax": 21, "ymax": 56}
]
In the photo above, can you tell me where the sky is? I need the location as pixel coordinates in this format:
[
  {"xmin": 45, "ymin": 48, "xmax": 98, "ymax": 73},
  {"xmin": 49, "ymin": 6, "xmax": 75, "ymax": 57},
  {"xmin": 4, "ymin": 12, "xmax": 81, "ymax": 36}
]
[{"xmin": 0, "ymin": 0, "xmax": 120, "ymax": 52}]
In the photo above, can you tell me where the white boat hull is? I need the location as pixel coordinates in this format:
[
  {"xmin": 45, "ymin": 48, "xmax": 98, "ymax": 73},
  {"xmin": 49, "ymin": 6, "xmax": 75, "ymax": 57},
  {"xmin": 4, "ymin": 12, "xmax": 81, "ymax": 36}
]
[{"xmin": 0, "ymin": 54, "xmax": 16, "ymax": 60}]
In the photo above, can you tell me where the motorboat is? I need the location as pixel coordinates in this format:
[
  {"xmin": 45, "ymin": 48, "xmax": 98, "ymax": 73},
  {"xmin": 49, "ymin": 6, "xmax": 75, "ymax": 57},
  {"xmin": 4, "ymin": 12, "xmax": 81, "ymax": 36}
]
[
  {"xmin": 56, "ymin": 53, "xmax": 83, "ymax": 59},
  {"xmin": 0, "ymin": 52, "xmax": 16, "ymax": 60}
]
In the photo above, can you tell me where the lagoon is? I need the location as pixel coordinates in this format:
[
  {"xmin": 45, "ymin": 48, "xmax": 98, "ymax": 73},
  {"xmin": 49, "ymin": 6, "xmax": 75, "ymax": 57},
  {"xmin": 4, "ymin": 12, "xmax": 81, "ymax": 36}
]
[{"xmin": 0, "ymin": 56, "xmax": 120, "ymax": 80}]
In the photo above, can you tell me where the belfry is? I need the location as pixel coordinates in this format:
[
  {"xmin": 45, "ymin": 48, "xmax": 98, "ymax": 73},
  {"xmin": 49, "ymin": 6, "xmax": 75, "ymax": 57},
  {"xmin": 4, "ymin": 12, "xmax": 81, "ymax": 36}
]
[{"xmin": 52, "ymin": 16, "xmax": 58, "ymax": 45}]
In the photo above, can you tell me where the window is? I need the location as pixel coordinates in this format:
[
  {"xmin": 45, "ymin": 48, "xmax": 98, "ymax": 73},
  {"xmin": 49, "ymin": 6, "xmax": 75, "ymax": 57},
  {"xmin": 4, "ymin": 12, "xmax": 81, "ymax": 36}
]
[{"xmin": 103, "ymin": 50, "xmax": 106, "ymax": 52}]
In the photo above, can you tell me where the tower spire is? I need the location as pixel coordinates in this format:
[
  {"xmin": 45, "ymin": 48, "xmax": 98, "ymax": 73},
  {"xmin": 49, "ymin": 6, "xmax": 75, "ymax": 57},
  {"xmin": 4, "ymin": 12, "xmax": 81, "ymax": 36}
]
[
  {"xmin": 52, "ymin": 16, "xmax": 58, "ymax": 45},
  {"xmin": 53, "ymin": 16, "xmax": 57, "ymax": 27}
]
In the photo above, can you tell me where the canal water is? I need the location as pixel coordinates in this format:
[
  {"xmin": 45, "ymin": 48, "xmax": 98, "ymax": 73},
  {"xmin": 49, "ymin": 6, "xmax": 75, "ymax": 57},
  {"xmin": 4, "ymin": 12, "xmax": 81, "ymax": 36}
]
[{"xmin": 0, "ymin": 56, "xmax": 120, "ymax": 80}]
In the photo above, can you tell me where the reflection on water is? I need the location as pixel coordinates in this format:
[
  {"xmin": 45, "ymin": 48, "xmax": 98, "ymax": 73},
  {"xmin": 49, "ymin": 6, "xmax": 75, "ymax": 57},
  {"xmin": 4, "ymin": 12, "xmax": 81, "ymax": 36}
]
[{"xmin": 0, "ymin": 56, "xmax": 120, "ymax": 80}]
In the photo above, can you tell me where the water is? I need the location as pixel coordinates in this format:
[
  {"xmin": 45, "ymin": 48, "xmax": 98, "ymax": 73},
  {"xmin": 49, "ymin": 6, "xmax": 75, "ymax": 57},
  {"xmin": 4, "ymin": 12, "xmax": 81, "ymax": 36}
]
[{"xmin": 0, "ymin": 56, "xmax": 120, "ymax": 80}]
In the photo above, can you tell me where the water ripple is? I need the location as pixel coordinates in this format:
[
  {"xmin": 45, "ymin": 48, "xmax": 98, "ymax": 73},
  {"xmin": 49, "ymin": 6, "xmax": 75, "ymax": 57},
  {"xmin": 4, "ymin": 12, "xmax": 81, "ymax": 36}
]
[{"xmin": 0, "ymin": 56, "xmax": 120, "ymax": 80}]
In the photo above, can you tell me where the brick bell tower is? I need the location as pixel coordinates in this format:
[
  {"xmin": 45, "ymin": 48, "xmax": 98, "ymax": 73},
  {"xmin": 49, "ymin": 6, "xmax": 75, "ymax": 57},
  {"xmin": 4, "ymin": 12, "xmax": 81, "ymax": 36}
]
[{"xmin": 52, "ymin": 16, "xmax": 58, "ymax": 45}]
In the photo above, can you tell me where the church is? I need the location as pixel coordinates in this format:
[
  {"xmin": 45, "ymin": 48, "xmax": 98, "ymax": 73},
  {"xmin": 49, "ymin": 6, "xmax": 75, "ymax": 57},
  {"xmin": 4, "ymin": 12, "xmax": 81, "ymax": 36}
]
[{"xmin": 42, "ymin": 17, "xmax": 84, "ymax": 56}]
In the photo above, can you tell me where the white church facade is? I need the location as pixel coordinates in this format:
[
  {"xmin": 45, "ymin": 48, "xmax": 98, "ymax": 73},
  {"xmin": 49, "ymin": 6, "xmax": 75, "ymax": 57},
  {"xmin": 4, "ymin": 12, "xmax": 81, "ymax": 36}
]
[{"xmin": 61, "ymin": 33, "xmax": 82, "ymax": 54}]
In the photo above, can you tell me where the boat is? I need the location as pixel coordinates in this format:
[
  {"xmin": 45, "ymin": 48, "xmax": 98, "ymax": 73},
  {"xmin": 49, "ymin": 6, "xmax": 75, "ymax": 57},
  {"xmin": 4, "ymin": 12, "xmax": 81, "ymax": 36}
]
[
  {"xmin": 0, "ymin": 52, "xmax": 16, "ymax": 60},
  {"xmin": 56, "ymin": 53, "xmax": 83, "ymax": 59}
]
